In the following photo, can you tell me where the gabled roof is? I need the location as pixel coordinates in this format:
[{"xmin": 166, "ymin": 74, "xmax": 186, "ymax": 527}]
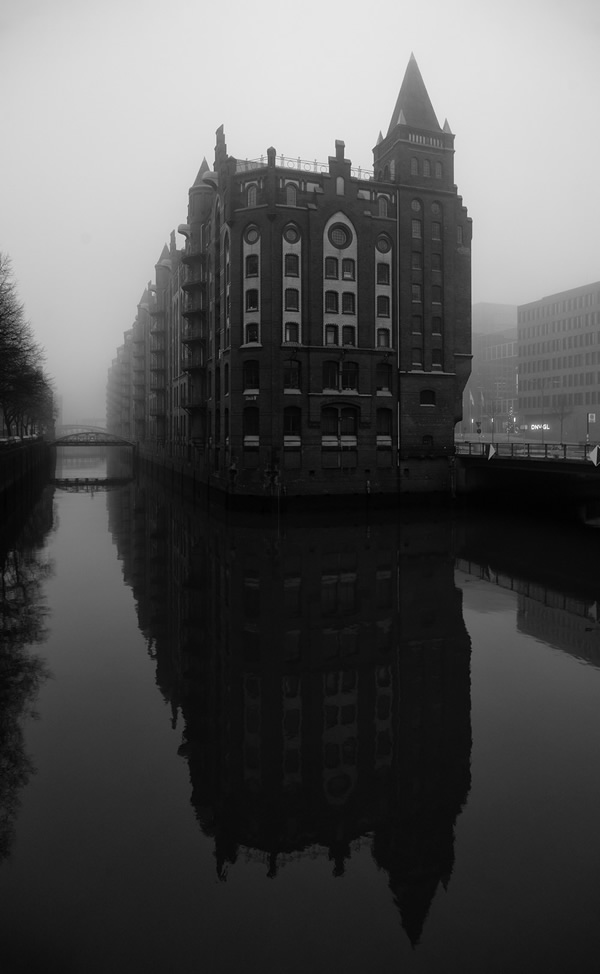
[{"xmin": 387, "ymin": 53, "xmax": 441, "ymax": 135}]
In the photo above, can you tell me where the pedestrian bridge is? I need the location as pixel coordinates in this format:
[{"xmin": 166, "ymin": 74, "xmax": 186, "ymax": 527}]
[
  {"xmin": 52, "ymin": 477, "xmax": 133, "ymax": 492},
  {"xmin": 51, "ymin": 429, "xmax": 135, "ymax": 448}
]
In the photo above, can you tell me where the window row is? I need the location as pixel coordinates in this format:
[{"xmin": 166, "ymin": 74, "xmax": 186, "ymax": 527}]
[
  {"xmin": 410, "ymin": 158, "xmax": 443, "ymax": 178},
  {"xmin": 411, "ymin": 220, "xmax": 442, "ymax": 239},
  {"xmin": 325, "ymin": 291, "xmax": 356, "ymax": 314},
  {"xmin": 241, "ymin": 322, "xmax": 393, "ymax": 346},
  {"xmin": 325, "ymin": 257, "xmax": 355, "ymax": 280},
  {"xmin": 241, "ymin": 405, "xmax": 394, "ymax": 440},
  {"xmin": 240, "ymin": 360, "xmax": 394, "ymax": 393}
]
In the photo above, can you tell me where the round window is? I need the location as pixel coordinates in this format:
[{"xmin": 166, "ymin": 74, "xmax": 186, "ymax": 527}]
[
  {"xmin": 376, "ymin": 235, "xmax": 391, "ymax": 254},
  {"xmin": 411, "ymin": 199, "xmax": 421, "ymax": 212},
  {"xmin": 328, "ymin": 224, "xmax": 351, "ymax": 249},
  {"xmin": 283, "ymin": 225, "xmax": 299, "ymax": 243},
  {"xmin": 245, "ymin": 226, "xmax": 259, "ymax": 244}
]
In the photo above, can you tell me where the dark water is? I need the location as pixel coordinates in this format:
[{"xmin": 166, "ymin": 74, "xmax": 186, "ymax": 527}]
[{"xmin": 2, "ymin": 458, "xmax": 600, "ymax": 973}]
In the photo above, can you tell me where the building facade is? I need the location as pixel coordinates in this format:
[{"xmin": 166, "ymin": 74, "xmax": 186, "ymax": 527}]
[
  {"xmin": 107, "ymin": 55, "xmax": 472, "ymax": 502},
  {"xmin": 461, "ymin": 304, "xmax": 518, "ymax": 436},
  {"xmin": 518, "ymin": 282, "xmax": 600, "ymax": 442}
]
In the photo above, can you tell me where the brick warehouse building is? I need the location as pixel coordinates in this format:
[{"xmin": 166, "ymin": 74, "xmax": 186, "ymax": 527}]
[{"xmin": 107, "ymin": 55, "xmax": 472, "ymax": 503}]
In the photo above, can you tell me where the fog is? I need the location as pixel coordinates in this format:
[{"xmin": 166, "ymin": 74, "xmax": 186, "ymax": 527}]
[{"xmin": 1, "ymin": 0, "xmax": 599, "ymax": 421}]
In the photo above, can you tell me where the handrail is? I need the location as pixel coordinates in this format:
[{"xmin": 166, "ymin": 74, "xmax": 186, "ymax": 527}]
[{"xmin": 454, "ymin": 441, "xmax": 597, "ymax": 462}]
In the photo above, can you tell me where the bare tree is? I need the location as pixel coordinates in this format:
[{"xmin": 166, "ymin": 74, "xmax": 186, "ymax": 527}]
[{"xmin": 0, "ymin": 253, "xmax": 55, "ymax": 435}]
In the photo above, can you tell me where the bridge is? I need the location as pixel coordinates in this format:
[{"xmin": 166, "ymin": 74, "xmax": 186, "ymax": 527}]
[
  {"xmin": 454, "ymin": 440, "xmax": 600, "ymax": 520},
  {"xmin": 51, "ymin": 428, "xmax": 135, "ymax": 448}
]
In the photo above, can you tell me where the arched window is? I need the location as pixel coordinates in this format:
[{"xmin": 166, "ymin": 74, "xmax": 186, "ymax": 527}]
[
  {"xmin": 377, "ymin": 328, "xmax": 390, "ymax": 348},
  {"xmin": 376, "ymin": 409, "xmax": 392, "ymax": 436},
  {"xmin": 284, "ymin": 406, "xmax": 301, "ymax": 436},
  {"xmin": 420, "ymin": 389, "xmax": 436, "ymax": 406},
  {"xmin": 423, "ymin": 160, "xmax": 431, "ymax": 177},
  {"xmin": 245, "ymin": 322, "xmax": 259, "ymax": 344},
  {"xmin": 284, "ymin": 253, "xmax": 299, "ymax": 277},
  {"xmin": 246, "ymin": 289, "xmax": 259, "ymax": 312},
  {"xmin": 342, "ymin": 292, "xmax": 355, "ymax": 314},
  {"xmin": 432, "ymin": 316, "xmax": 443, "ymax": 334},
  {"xmin": 342, "ymin": 325, "xmax": 356, "ymax": 346},
  {"xmin": 376, "ymin": 362, "xmax": 392, "ymax": 391},
  {"xmin": 284, "ymin": 359, "xmax": 301, "ymax": 390},
  {"xmin": 322, "ymin": 406, "xmax": 338, "ymax": 435},
  {"xmin": 286, "ymin": 184, "xmax": 297, "ymax": 206},
  {"xmin": 336, "ymin": 176, "xmax": 344, "ymax": 195},
  {"xmin": 243, "ymin": 406, "xmax": 259, "ymax": 443},
  {"xmin": 284, "ymin": 321, "xmax": 299, "ymax": 343},
  {"xmin": 243, "ymin": 360, "xmax": 259, "ymax": 391},
  {"xmin": 341, "ymin": 361, "xmax": 358, "ymax": 391},
  {"xmin": 410, "ymin": 157, "xmax": 419, "ymax": 175},
  {"xmin": 323, "ymin": 361, "xmax": 339, "ymax": 390},
  {"xmin": 247, "ymin": 184, "xmax": 257, "ymax": 207},
  {"xmin": 340, "ymin": 407, "xmax": 357, "ymax": 436},
  {"xmin": 377, "ymin": 295, "xmax": 390, "ymax": 317},
  {"xmin": 378, "ymin": 197, "xmax": 388, "ymax": 218},
  {"xmin": 435, "ymin": 161, "xmax": 442, "ymax": 179},
  {"xmin": 285, "ymin": 288, "xmax": 299, "ymax": 311},
  {"xmin": 325, "ymin": 291, "xmax": 339, "ymax": 313},
  {"xmin": 245, "ymin": 254, "xmax": 258, "ymax": 277},
  {"xmin": 325, "ymin": 257, "xmax": 338, "ymax": 279}
]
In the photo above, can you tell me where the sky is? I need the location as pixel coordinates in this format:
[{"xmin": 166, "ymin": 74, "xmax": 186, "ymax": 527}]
[{"xmin": 1, "ymin": 0, "xmax": 599, "ymax": 421}]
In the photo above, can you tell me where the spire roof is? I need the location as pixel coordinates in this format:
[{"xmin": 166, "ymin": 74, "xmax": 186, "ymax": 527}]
[
  {"xmin": 387, "ymin": 53, "xmax": 441, "ymax": 135},
  {"xmin": 193, "ymin": 157, "xmax": 210, "ymax": 187}
]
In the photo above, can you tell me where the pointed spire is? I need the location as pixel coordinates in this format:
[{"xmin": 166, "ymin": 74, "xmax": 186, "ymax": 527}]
[
  {"xmin": 193, "ymin": 157, "xmax": 210, "ymax": 187},
  {"xmin": 443, "ymin": 118, "xmax": 453, "ymax": 134},
  {"xmin": 376, "ymin": 130, "xmax": 383, "ymax": 145},
  {"xmin": 387, "ymin": 55, "xmax": 441, "ymax": 136}
]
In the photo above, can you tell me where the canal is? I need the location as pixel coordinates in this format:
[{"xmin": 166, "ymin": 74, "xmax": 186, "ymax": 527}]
[{"xmin": 2, "ymin": 457, "xmax": 600, "ymax": 973}]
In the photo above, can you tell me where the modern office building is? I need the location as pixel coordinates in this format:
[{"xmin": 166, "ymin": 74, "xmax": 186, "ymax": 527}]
[
  {"xmin": 518, "ymin": 282, "xmax": 600, "ymax": 442},
  {"xmin": 107, "ymin": 55, "xmax": 472, "ymax": 502},
  {"xmin": 461, "ymin": 304, "xmax": 517, "ymax": 436}
]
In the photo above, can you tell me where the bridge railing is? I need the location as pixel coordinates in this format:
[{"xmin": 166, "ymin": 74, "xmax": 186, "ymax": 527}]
[{"xmin": 455, "ymin": 441, "xmax": 595, "ymax": 461}]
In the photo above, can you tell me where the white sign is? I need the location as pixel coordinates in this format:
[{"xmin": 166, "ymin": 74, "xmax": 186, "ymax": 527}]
[
  {"xmin": 588, "ymin": 413, "xmax": 596, "ymax": 423},
  {"xmin": 530, "ymin": 423, "xmax": 550, "ymax": 431}
]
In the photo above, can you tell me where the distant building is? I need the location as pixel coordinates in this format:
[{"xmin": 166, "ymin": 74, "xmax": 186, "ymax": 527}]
[
  {"xmin": 462, "ymin": 303, "xmax": 517, "ymax": 436},
  {"xmin": 518, "ymin": 282, "xmax": 600, "ymax": 442},
  {"xmin": 107, "ymin": 55, "xmax": 472, "ymax": 502}
]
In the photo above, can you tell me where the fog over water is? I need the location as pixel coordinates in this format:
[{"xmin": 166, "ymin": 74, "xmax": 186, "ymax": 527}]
[
  {"xmin": 2, "ymin": 0, "xmax": 599, "ymax": 420},
  {"xmin": 2, "ymin": 464, "xmax": 600, "ymax": 971}
]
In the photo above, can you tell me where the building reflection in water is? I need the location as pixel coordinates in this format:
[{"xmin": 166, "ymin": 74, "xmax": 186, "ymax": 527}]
[{"xmin": 107, "ymin": 480, "xmax": 472, "ymax": 946}]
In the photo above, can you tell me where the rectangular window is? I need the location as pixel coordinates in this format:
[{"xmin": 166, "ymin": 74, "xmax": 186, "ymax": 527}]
[
  {"xmin": 341, "ymin": 292, "xmax": 355, "ymax": 314},
  {"xmin": 285, "ymin": 288, "xmax": 299, "ymax": 311},
  {"xmin": 284, "ymin": 253, "xmax": 299, "ymax": 277},
  {"xmin": 342, "ymin": 259, "xmax": 355, "ymax": 280},
  {"xmin": 431, "ymin": 253, "xmax": 442, "ymax": 272},
  {"xmin": 377, "ymin": 295, "xmax": 390, "ymax": 317},
  {"xmin": 377, "ymin": 329, "xmax": 390, "ymax": 348},
  {"xmin": 325, "ymin": 257, "xmax": 338, "ymax": 279},
  {"xmin": 432, "ymin": 285, "xmax": 442, "ymax": 304},
  {"xmin": 411, "ymin": 346, "xmax": 423, "ymax": 368},
  {"xmin": 457, "ymin": 226, "xmax": 463, "ymax": 244},
  {"xmin": 432, "ymin": 348, "xmax": 443, "ymax": 368},
  {"xmin": 245, "ymin": 254, "xmax": 258, "ymax": 277},
  {"xmin": 284, "ymin": 322, "xmax": 299, "ymax": 343},
  {"xmin": 325, "ymin": 324, "xmax": 339, "ymax": 345},
  {"xmin": 377, "ymin": 263, "xmax": 390, "ymax": 285},
  {"xmin": 246, "ymin": 289, "xmax": 259, "ymax": 312},
  {"xmin": 432, "ymin": 222, "xmax": 441, "ymax": 240},
  {"xmin": 411, "ymin": 315, "xmax": 423, "ymax": 333},
  {"xmin": 342, "ymin": 325, "xmax": 356, "ymax": 346},
  {"xmin": 411, "ymin": 220, "xmax": 422, "ymax": 239},
  {"xmin": 411, "ymin": 284, "xmax": 421, "ymax": 303},
  {"xmin": 411, "ymin": 251, "xmax": 422, "ymax": 269}
]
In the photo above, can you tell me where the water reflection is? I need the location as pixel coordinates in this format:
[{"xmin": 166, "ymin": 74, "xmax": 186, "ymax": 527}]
[
  {"xmin": 107, "ymin": 479, "xmax": 472, "ymax": 946},
  {"xmin": 0, "ymin": 487, "xmax": 55, "ymax": 864}
]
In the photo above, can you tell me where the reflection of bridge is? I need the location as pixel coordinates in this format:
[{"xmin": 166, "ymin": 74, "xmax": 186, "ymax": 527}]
[{"xmin": 52, "ymin": 477, "xmax": 133, "ymax": 492}]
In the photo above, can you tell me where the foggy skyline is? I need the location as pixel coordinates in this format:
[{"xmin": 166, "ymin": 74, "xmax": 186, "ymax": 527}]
[{"xmin": 2, "ymin": 0, "xmax": 599, "ymax": 421}]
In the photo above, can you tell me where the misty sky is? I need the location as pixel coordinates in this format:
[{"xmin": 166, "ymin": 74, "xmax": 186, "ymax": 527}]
[{"xmin": 2, "ymin": 0, "xmax": 599, "ymax": 422}]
